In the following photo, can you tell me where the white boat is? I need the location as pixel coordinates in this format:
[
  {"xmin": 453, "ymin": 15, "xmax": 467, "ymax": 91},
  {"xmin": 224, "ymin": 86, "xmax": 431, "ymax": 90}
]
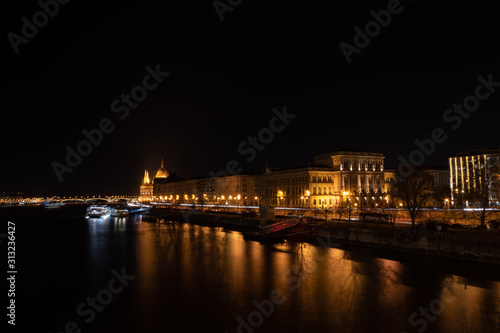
[
  {"xmin": 86, "ymin": 205, "xmax": 110, "ymax": 218},
  {"xmin": 110, "ymin": 207, "xmax": 129, "ymax": 217}
]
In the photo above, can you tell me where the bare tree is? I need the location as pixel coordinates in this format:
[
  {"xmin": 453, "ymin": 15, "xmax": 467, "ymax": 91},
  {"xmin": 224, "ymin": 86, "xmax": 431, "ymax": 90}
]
[
  {"xmin": 462, "ymin": 160, "xmax": 500, "ymax": 229},
  {"xmin": 393, "ymin": 169, "xmax": 435, "ymax": 229},
  {"xmin": 323, "ymin": 207, "xmax": 329, "ymax": 221},
  {"xmin": 335, "ymin": 207, "xmax": 349, "ymax": 225},
  {"xmin": 386, "ymin": 209, "xmax": 400, "ymax": 227},
  {"xmin": 432, "ymin": 185, "xmax": 450, "ymax": 208},
  {"xmin": 313, "ymin": 208, "xmax": 321, "ymax": 221}
]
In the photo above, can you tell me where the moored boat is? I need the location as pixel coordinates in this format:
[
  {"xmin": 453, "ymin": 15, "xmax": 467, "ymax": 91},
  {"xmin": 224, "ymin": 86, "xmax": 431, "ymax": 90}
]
[
  {"xmin": 86, "ymin": 205, "xmax": 110, "ymax": 218},
  {"xmin": 110, "ymin": 207, "xmax": 129, "ymax": 217}
]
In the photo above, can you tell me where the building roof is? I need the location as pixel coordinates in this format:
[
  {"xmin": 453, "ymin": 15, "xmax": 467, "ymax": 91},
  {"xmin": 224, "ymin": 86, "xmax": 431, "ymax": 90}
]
[
  {"xmin": 262, "ymin": 165, "xmax": 335, "ymax": 174},
  {"xmin": 155, "ymin": 159, "xmax": 169, "ymax": 178},
  {"xmin": 314, "ymin": 150, "xmax": 384, "ymax": 159}
]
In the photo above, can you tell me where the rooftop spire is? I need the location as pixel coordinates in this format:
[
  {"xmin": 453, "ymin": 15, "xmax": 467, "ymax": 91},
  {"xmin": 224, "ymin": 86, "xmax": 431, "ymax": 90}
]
[
  {"xmin": 143, "ymin": 169, "xmax": 150, "ymax": 184},
  {"xmin": 161, "ymin": 158, "xmax": 164, "ymax": 168}
]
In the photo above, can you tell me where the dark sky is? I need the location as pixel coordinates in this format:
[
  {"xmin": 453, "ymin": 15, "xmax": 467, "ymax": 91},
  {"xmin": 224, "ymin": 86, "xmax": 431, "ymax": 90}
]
[{"xmin": 3, "ymin": 0, "xmax": 499, "ymax": 196}]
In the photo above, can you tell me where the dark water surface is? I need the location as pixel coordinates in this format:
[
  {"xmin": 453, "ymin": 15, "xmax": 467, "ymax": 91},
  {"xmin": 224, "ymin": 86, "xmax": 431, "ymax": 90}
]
[{"xmin": 2, "ymin": 206, "xmax": 499, "ymax": 333}]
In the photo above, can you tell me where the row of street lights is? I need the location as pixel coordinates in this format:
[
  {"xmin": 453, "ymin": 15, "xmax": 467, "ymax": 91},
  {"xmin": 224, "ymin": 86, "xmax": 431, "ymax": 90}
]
[{"xmin": 151, "ymin": 194, "xmax": 260, "ymax": 207}]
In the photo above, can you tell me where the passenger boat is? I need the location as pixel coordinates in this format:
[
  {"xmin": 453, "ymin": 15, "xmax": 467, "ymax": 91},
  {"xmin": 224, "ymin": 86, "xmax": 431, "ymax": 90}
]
[
  {"xmin": 86, "ymin": 205, "xmax": 110, "ymax": 218},
  {"xmin": 110, "ymin": 207, "xmax": 129, "ymax": 217}
]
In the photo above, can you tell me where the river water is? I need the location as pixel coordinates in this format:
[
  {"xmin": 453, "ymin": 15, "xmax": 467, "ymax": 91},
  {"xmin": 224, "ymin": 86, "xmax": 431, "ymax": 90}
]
[{"xmin": 2, "ymin": 205, "xmax": 499, "ymax": 333}]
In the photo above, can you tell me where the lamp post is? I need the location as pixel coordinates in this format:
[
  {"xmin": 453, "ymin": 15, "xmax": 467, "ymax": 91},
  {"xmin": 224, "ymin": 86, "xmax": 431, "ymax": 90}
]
[
  {"xmin": 346, "ymin": 196, "xmax": 352, "ymax": 223},
  {"xmin": 278, "ymin": 191, "xmax": 283, "ymax": 208},
  {"xmin": 342, "ymin": 191, "xmax": 349, "ymax": 210}
]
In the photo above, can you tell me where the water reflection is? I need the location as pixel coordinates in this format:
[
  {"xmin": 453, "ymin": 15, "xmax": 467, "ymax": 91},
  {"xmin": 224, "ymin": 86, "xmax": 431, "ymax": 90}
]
[{"xmin": 94, "ymin": 217, "xmax": 500, "ymax": 332}]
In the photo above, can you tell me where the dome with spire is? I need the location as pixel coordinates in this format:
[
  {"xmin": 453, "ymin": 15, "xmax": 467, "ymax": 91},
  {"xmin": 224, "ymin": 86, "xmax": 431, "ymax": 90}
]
[{"xmin": 155, "ymin": 159, "xmax": 169, "ymax": 178}]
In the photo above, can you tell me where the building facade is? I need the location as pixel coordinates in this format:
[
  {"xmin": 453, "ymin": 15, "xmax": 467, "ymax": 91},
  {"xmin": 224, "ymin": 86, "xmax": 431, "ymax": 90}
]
[
  {"xmin": 422, "ymin": 167, "xmax": 451, "ymax": 207},
  {"xmin": 449, "ymin": 148, "xmax": 500, "ymax": 207},
  {"xmin": 140, "ymin": 150, "xmax": 465, "ymax": 209},
  {"xmin": 257, "ymin": 166, "xmax": 336, "ymax": 208},
  {"xmin": 257, "ymin": 151, "xmax": 388, "ymax": 209},
  {"xmin": 145, "ymin": 159, "xmax": 260, "ymax": 206},
  {"xmin": 153, "ymin": 175, "xmax": 260, "ymax": 206},
  {"xmin": 139, "ymin": 170, "xmax": 153, "ymax": 200}
]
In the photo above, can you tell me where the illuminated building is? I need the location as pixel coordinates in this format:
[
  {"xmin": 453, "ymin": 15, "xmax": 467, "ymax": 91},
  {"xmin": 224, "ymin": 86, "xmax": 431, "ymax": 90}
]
[
  {"xmin": 423, "ymin": 167, "xmax": 450, "ymax": 189},
  {"xmin": 153, "ymin": 173, "xmax": 260, "ymax": 206},
  {"xmin": 423, "ymin": 167, "xmax": 451, "ymax": 207},
  {"xmin": 384, "ymin": 169, "xmax": 396, "ymax": 193},
  {"xmin": 258, "ymin": 151, "xmax": 387, "ymax": 209},
  {"xmin": 139, "ymin": 170, "xmax": 153, "ymax": 200},
  {"xmin": 449, "ymin": 148, "xmax": 500, "ymax": 207},
  {"xmin": 145, "ymin": 151, "xmax": 389, "ymax": 208},
  {"xmin": 384, "ymin": 167, "xmax": 449, "ymax": 207},
  {"xmin": 257, "ymin": 166, "xmax": 336, "ymax": 208},
  {"xmin": 138, "ymin": 159, "xmax": 167, "ymax": 201},
  {"xmin": 140, "ymin": 149, "xmax": 499, "ymax": 209}
]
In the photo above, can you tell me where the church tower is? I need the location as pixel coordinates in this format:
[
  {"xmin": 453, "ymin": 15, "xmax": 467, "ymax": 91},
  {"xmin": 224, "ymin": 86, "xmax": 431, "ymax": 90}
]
[{"xmin": 139, "ymin": 169, "xmax": 153, "ymax": 200}]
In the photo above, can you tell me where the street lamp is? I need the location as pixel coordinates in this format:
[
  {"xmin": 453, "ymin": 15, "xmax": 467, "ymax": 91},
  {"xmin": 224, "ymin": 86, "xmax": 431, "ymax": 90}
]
[
  {"xmin": 342, "ymin": 191, "xmax": 349, "ymax": 208},
  {"xmin": 278, "ymin": 191, "xmax": 283, "ymax": 207}
]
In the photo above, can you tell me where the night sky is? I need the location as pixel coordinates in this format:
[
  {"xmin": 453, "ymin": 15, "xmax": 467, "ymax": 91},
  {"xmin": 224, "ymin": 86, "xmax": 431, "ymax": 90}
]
[{"xmin": 3, "ymin": 0, "xmax": 499, "ymax": 196}]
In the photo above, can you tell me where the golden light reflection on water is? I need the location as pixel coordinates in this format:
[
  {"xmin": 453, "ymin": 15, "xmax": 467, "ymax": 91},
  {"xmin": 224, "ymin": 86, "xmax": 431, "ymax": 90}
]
[
  {"xmin": 437, "ymin": 277, "xmax": 500, "ymax": 333},
  {"xmin": 133, "ymin": 221, "xmax": 500, "ymax": 333}
]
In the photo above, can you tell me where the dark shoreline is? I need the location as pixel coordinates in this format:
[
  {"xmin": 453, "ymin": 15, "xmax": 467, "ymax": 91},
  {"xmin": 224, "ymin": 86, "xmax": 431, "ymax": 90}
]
[{"xmin": 145, "ymin": 208, "xmax": 500, "ymax": 267}]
